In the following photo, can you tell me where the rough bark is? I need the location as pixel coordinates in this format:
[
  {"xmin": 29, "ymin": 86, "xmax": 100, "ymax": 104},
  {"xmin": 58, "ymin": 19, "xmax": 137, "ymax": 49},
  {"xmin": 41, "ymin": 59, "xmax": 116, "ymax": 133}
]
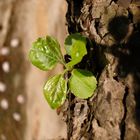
[{"xmin": 64, "ymin": 0, "xmax": 140, "ymax": 139}]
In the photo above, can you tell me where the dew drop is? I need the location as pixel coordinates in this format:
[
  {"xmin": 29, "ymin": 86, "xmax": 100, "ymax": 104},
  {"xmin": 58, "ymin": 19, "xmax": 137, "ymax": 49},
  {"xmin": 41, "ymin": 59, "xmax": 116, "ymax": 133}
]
[{"xmin": 0, "ymin": 99, "xmax": 8, "ymax": 110}]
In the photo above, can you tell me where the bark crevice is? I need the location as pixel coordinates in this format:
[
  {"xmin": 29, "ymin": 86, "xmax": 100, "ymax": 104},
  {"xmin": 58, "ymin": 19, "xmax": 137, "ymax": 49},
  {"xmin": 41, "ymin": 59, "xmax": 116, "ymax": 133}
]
[{"xmin": 120, "ymin": 86, "xmax": 129, "ymax": 140}]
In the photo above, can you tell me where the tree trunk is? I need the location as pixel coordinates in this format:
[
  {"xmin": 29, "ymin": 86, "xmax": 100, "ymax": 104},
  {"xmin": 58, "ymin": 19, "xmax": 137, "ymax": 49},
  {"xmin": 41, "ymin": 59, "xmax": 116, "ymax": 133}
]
[{"xmin": 64, "ymin": 0, "xmax": 140, "ymax": 139}]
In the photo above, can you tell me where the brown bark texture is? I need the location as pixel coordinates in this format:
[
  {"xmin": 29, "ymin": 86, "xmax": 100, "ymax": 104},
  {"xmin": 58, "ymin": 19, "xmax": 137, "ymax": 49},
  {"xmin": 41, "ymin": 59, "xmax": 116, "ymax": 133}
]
[{"xmin": 64, "ymin": 0, "xmax": 140, "ymax": 140}]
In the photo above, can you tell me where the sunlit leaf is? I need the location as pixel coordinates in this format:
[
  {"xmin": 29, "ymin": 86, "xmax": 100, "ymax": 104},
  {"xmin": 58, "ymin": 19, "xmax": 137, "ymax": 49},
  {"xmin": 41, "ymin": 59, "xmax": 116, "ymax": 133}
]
[
  {"xmin": 44, "ymin": 74, "xmax": 67, "ymax": 109},
  {"xmin": 69, "ymin": 69, "xmax": 97, "ymax": 99},
  {"xmin": 65, "ymin": 33, "xmax": 87, "ymax": 67},
  {"xmin": 29, "ymin": 36, "xmax": 64, "ymax": 71}
]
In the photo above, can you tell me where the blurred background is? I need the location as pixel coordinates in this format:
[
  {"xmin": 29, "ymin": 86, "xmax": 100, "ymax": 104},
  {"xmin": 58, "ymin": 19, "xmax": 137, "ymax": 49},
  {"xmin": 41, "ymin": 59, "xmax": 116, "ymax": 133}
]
[{"xmin": 0, "ymin": 0, "xmax": 67, "ymax": 139}]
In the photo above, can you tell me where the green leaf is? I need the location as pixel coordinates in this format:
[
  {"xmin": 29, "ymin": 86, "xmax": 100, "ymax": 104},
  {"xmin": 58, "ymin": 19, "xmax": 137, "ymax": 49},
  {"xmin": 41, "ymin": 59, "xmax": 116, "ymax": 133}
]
[
  {"xmin": 44, "ymin": 74, "xmax": 67, "ymax": 109},
  {"xmin": 65, "ymin": 33, "xmax": 87, "ymax": 67},
  {"xmin": 29, "ymin": 36, "xmax": 64, "ymax": 71},
  {"xmin": 69, "ymin": 69, "xmax": 97, "ymax": 99}
]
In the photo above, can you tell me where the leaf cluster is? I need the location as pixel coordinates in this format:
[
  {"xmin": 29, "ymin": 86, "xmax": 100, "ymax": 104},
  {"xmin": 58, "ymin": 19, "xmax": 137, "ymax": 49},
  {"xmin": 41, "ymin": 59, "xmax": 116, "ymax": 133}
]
[{"xmin": 29, "ymin": 33, "xmax": 97, "ymax": 109}]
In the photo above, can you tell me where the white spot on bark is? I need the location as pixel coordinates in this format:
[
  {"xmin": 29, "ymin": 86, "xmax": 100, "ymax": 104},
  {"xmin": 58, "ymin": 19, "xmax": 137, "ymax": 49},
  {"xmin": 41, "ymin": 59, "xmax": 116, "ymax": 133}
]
[
  {"xmin": 0, "ymin": 134, "xmax": 6, "ymax": 140},
  {"xmin": 0, "ymin": 47, "xmax": 10, "ymax": 55},
  {"xmin": 10, "ymin": 38, "xmax": 20, "ymax": 48},
  {"xmin": 0, "ymin": 99, "xmax": 8, "ymax": 110},
  {"xmin": 0, "ymin": 82, "xmax": 6, "ymax": 92},
  {"xmin": 2, "ymin": 61, "xmax": 10, "ymax": 73},
  {"xmin": 13, "ymin": 112, "xmax": 21, "ymax": 121},
  {"xmin": 17, "ymin": 94, "xmax": 25, "ymax": 104}
]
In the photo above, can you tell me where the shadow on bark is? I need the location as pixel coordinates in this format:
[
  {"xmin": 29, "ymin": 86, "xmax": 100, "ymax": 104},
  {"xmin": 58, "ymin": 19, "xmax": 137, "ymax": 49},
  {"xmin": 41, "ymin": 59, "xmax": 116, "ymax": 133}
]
[
  {"xmin": 66, "ymin": 0, "xmax": 84, "ymax": 33},
  {"xmin": 88, "ymin": 15, "xmax": 140, "ymax": 139},
  {"xmin": 106, "ymin": 16, "xmax": 140, "ymax": 126}
]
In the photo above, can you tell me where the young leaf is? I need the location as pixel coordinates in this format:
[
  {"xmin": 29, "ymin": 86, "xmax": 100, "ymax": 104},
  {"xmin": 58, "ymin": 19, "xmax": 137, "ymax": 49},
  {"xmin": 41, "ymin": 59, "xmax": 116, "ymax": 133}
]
[
  {"xmin": 65, "ymin": 33, "xmax": 87, "ymax": 67},
  {"xmin": 69, "ymin": 69, "xmax": 97, "ymax": 99},
  {"xmin": 29, "ymin": 36, "xmax": 65, "ymax": 71},
  {"xmin": 43, "ymin": 74, "xmax": 67, "ymax": 109}
]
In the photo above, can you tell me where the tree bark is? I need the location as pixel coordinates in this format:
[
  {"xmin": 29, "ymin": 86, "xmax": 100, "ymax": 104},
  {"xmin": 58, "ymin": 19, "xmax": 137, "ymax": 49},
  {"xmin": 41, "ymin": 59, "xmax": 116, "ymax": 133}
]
[{"xmin": 64, "ymin": 0, "xmax": 140, "ymax": 139}]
